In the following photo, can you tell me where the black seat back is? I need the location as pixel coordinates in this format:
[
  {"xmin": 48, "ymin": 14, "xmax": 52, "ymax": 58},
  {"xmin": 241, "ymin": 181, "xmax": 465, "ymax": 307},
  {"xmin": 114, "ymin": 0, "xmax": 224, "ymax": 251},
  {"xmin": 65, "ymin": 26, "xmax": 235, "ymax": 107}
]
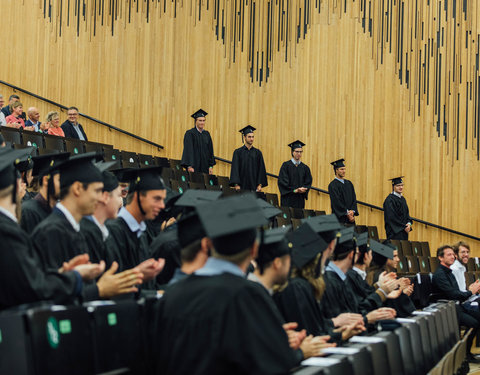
[
  {"xmin": 394, "ymin": 326, "xmax": 416, "ymax": 375},
  {"xmin": 373, "ymin": 332, "xmax": 405, "ymax": 375}
]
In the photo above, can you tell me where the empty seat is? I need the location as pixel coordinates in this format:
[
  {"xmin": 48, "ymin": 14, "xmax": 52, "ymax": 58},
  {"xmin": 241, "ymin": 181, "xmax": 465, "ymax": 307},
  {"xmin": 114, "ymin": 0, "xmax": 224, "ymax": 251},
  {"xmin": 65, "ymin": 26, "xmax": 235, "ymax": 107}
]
[
  {"xmin": 38, "ymin": 148, "xmax": 60, "ymax": 155},
  {"xmin": 265, "ymin": 193, "xmax": 279, "ymax": 207},
  {"xmin": 189, "ymin": 182, "xmax": 205, "ymax": 190},
  {"xmin": 64, "ymin": 138, "xmax": 85, "ymax": 155},
  {"xmin": 428, "ymin": 257, "xmax": 440, "ymax": 273},
  {"xmin": 189, "ymin": 172, "xmax": 205, "ymax": 184},
  {"xmin": 354, "ymin": 225, "xmax": 368, "ymax": 234},
  {"xmin": 405, "ymin": 256, "xmax": 420, "ymax": 274},
  {"xmin": 396, "ymin": 256, "xmax": 409, "ymax": 274},
  {"xmin": 22, "ymin": 130, "xmax": 44, "ymax": 149},
  {"xmin": 103, "ymin": 148, "xmax": 121, "ymax": 163},
  {"xmin": 290, "ymin": 208, "xmax": 305, "ymax": 219},
  {"xmin": 418, "ymin": 256, "xmax": 431, "ymax": 273},
  {"xmin": 374, "ymin": 332, "xmax": 405, "ymax": 375},
  {"xmin": 205, "ymin": 184, "xmax": 222, "ymax": 191},
  {"xmin": 215, "ymin": 176, "xmax": 229, "ymax": 188},
  {"xmin": 84, "ymin": 141, "xmax": 104, "ymax": 154},
  {"xmin": 120, "ymin": 151, "xmax": 139, "ymax": 168},
  {"xmin": 466, "ymin": 258, "xmax": 476, "ymax": 271},
  {"xmin": 367, "ymin": 226, "xmax": 379, "ymax": 240},
  {"xmin": 203, "ymin": 174, "xmax": 218, "ymax": 187},
  {"xmin": 400, "ymin": 240, "xmax": 413, "ymax": 256},
  {"xmin": 394, "ymin": 326, "xmax": 416, "ymax": 375},
  {"xmin": 138, "ymin": 153, "xmax": 154, "ymax": 168},
  {"xmin": 411, "ymin": 316, "xmax": 435, "ymax": 371},
  {"xmin": 169, "ymin": 159, "xmax": 182, "ymax": 170},
  {"xmin": 174, "ymin": 169, "xmax": 189, "ymax": 183},
  {"xmin": 291, "ymin": 218, "xmax": 302, "ymax": 230},
  {"xmin": 276, "ymin": 217, "xmax": 291, "ymax": 228},
  {"xmin": 465, "ymin": 271, "xmax": 475, "ymax": 288},
  {"xmin": 278, "ymin": 207, "xmax": 292, "ymax": 220},
  {"xmin": 315, "ymin": 210, "xmax": 326, "ymax": 216},
  {"xmin": 170, "ymin": 180, "xmax": 188, "ymax": 194},
  {"xmin": 304, "ymin": 209, "xmax": 316, "ymax": 218},
  {"xmin": 0, "ymin": 127, "xmax": 22, "ymax": 144},
  {"xmin": 154, "ymin": 156, "xmax": 170, "ymax": 168},
  {"xmin": 410, "ymin": 241, "xmax": 423, "ymax": 256},
  {"xmin": 390, "ymin": 240, "xmax": 402, "ymax": 256},
  {"xmin": 403, "ymin": 321, "xmax": 426, "ymax": 374},
  {"xmin": 161, "ymin": 168, "xmax": 174, "ymax": 181},
  {"xmin": 420, "ymin": 242, "xmax": 431, "ymax": 257}
]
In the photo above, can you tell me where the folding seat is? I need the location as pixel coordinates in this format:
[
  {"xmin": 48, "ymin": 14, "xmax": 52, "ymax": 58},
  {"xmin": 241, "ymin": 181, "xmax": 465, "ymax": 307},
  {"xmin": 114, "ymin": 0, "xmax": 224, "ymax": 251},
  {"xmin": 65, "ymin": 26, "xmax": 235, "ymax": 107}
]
[
  {"xmin": 291, "ymin": 218, "xmax": 302, "ymax": 230},
  {"xmin": 189, "ymin": 181, "xmax": 206, "ymax": 190},
  {"xmin": 410, "ymin": 241, "xmax": 423, "ymax": 256},
  {"xmin": 265, "ymin": 193, "xmax": 279, "ymax": 207},
  {"xmin": 367, "ymin": 332, "xmax": 404, "ymax": 375},
  {"xmin": 120, "ymin": 151, "xmax": 139, "ymax": 168},
  {"xmin": 38, "ymin": 148, "xmax": 60, "ymax": 155},
  {"xmin": 64, "ymin": 138, "xmax": 85, "ymax": 155},
  {"xmin": 411, "ymin": 315, "xmax": 435, "ymax": 371},
  {"xmin": 304, "ymin": 209, "xmax": 316, "ymax": 218},
  {"xmin": 321, "ymin": 345, "xmax": 373, "ymax": 375},
  {"xmin": 394, "ymin": 326, "xmax": 416, "ymax": 375},
  {"xmin": 138, "ymin": 153, "xmax": 154, "ymax": 168},
  {"xmin": 205, "ymin": 184, "xmax": 222, "ymax": 191},
  {"xmin": 0, "ymin": 126, "xmax": 21, "ymax": 144},
  {"xmin": 340, "ymin": 340, "xmax": 390, "ymax": 375},
  {"xmin": 466, "ymin": 258, "xmax": 476, "ymax": 271},
  {"xmin": 203, "ymin": 173, "xmax": 218, "ymax": 187},
  {"xmin": 418, "ymin": 256, "xmax": 431, "ymax": 273},
  {"xmin": 389, "ymin": 239, "xmax": 402, "ymax": 256},
  {"xmin": 400, "ymin": 240, "xmax": 413, "ymax": 256},
  {"xmin": 220, "ymin": 185, "xmax": 236, "ymax": 197},
  {"xmin": 170, "ymin": 179, "xmax": 188, "ymax": 194},
  {"xmin": 153, "ymin": 156, "xmax": 170, "ymax": 168},
  {"xmin": 367, "ymin": 226, "xmax": 379, "ymax": 240},
  {"xmin": 189, "ymin": 171, "xmax": 205, "ymax": 183},
  {"xmin": 103, "ymin": 148, "xmax": 121, "ymax": 163},
  {"xmin": 314, "ymin": 210, "xmax": 326, "ymax": 216},
  {"xmin": 86, "ymin": 300, "xmax": 145, "ymax": 374},
  {"xmin": 216, "ymin": 175, "xmax": 230, "ymax": 188},
  {"xmin": 276, "ymin": 216, "xmax": 291, "ymax": 228},
  {"xmin": 405, "ymin": 255, "xmax": 420, "ymax": 274},
  {"xmin": 354, "ymin": 225, "xmax": 368, "ymax": 234},
  {"xmin": 428, "ymin": 257, "xmax": 440, "ymax": 273},
  {"xmin": 420, "ymin": 241, "xmax": 431, "ymax": 257},
  {"xmin": 298, "ymin": 355, "xmax": 354, "ymax": 375},
  {"xmin": 169, "ymin": 158, "xmax": 182, "ymax": 170},
  {"xmin": 290, "ymin": 207, "xmax": 306, "ymax": 219},
  {"xmin": 83, "ymin": 141, "xmax": 104, "ymax": 154},
  {"xmin": 465, "ymin": 271, "xmax": 476, "ymax": 288},
  {"xmin": 278, "ymin": 207, "xmax": 292, "ymax": 220},
  {"xmin": 13, "ymin": 143, "xmax": 37, "ymax": 155},
  {"xmin": 22, "ymin": 130, "xmax": 44, "ymax": 149},
  {"xmin": 161, "ymin": 168, "xmax": 175, "ymax": 181},
  {"xmin": 396, "ymin": 256, "xmax": 409, "ymax": 274},
  {"xmin": 401, "ymin": 320, "xmax": 427, "ymax": 374}
]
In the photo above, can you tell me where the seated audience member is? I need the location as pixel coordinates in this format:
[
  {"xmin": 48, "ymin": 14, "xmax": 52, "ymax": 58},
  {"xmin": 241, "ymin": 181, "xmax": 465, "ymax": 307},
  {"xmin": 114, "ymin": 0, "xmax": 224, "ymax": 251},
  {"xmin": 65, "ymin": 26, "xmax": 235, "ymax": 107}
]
[
  {"xmin": 1, "ymin": 94, "xmax": 25, "ymax": 120},
  {"xmin": 274, "ymin": 221, "xmax": 365, "ymax": 342},
  {"xmin": 320, "ymin": 227, "xmax": 397, "ymax": 325},
  {"xmin": 61, "ymin": 106, "xmax": 88, "ymax": 140},
  {"xmin": 154, "ymin": 194, "xmax": 300, "ymax": 375},
  {"xmin": 80, "ymin": 165, "xmax": 124, "ymax": 264},
  {"xmin": 20, "ymin": 152, "xmax": 69, "ymax": 233},
  {"xmin": 24, "ymin": 107, "xmax": 45, "ymax": 132},
  {"xmin": 46, "ymin": 111, "xmax": 64, "ymax": 137},
  {"xmin": 0, "ymin": 94, "xmax": 6, "ymax": 126},
  {"xmin": 432, "ymin": 245, "xmax": 480, "ymax": 362},
  {"xmin": 0, "ymin": 147, "xmax": 141, "ymax": 309},
  {"xmin": 451, "ymin": 241, "xmax": 478, "ymax": 292},
  {"xmin": 5, "ymin": 101, "xmax": 25, "ymax": 128}
]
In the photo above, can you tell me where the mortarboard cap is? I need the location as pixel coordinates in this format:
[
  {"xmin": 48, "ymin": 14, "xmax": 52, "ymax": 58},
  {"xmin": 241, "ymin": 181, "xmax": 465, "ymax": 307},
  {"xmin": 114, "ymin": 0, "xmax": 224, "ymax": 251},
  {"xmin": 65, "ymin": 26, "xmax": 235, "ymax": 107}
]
[
  {"xmin": 196, "ymin": 194, "xmax": 267, "ymax": 255},
  {"xmin": 239, "ymin": 125, "xmax": 256, "ymax": 136},
  {"xmin": 370, "ymin": 240, "xmax": 394, "ymax": 259},
  {"xmin": 110, "ymin": 167, "xmax": 134, "ymax": 183},
  {"xmin": 257, "ymin": 226, "xmax": 292, "ymax": 267},
  {"xmin": 334, "ymin": 227, "xmax": 357, "ymax": 256},
  {"xmin": 257, "ymin": 198, "xmax": 282, "ymax": 220},
  {"xmin": 356, "ymin": 232, "xmax": 369, "ymax": 253},
  {"xmin": 0, "ymin": 147, "xmax": 35, "ymax": 189},
  {"xmin": 55, "ymin": 152, "xmax": 104, "ymax": 189},
  {"xmin": 330, "ymin": 158, "xmax": 345, "ymax": 170},
  {"xmin": 94, "ymin": 161, "xmax": 120, "ymax": 193},
  {"xmin": 302, "ymin": 214, "xmax": 342, "ymax": 243},
  {"xmin": 177, "ymin": 211, "xmax": 207, "ymax": 248},
  {"xmin": 288, "ymin": 140, "xmax": 305, "ymax": 150},
  {"xmin": 129, "ymin": 167, "xmax": 166, "ymax": 192},
  {"xmin": 289, "ymin": 223, "xmax": 328, "ymax": 269},
  {"xmin": 175, "ymin": 189, "xmax": 222, "ymax": 208},
  {"xmin": 191, "ymin": 109, "xmax": 208, "ymax": 119},
  {"xmin": 389, "ymin": 176, "xmax": 404, "ymax": 185},
  {"xmin": 32, "ymin": 152, "xmax": 70, "ymax": 178},
  {"xmin": 14, "ymin": 149, "xmax": 35, "ymax": 173}
]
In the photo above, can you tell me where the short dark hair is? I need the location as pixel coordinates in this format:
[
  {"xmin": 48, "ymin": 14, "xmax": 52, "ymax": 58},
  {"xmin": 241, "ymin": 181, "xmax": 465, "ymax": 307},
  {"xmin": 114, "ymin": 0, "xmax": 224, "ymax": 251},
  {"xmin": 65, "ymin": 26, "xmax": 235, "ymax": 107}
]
[
  {"xmin": 332, "ymin": 248, "xmax": 354, "ymax": 261},
  {"xmin": 180, "ymin": 239, "xmax": 202, "ymax": 263},
  {"xmin": 437, "ymin": 245, "xmax": 454, "ymax": 258},
  {"xmin": 59, "ymin": 182, "xmax": 90, "ymax": 200},
  {"xmin": 452, "ymin": 241, "xmax": 470, "ymax": 255},
  {"xmin": 126, "ymin": 190, "xmax": 147, "ymax": 205},
  {"xmin": 67, "ymin": 106, "xmax": 79, "ymax": 112},
  {"xmin": 9, "ymin": 94, "xmax": 19, "ymax": 101}
]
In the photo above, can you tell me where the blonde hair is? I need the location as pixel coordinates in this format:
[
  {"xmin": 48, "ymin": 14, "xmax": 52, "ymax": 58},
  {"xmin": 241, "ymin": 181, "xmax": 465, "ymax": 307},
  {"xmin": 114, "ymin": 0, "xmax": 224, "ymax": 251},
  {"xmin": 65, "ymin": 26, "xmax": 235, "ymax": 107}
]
[
  {"xmin": 288, "ymin": 253, "xmax": 326, "ymax": 300},
  {"xmin": 46, "ymin": 111, "xmax": 59, "ymax": 123}
]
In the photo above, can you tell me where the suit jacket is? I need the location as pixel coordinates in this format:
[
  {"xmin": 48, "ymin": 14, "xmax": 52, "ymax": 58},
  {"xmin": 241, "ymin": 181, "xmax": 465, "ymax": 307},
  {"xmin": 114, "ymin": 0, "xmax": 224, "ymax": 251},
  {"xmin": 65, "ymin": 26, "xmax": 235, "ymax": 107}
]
[
  {"xmin": 61, "ymin": 120, "xmax": 88, "ymax": 140},
  {"xmin": 432, "ymin": 264, "xmax": 472, "ymax": 302}
]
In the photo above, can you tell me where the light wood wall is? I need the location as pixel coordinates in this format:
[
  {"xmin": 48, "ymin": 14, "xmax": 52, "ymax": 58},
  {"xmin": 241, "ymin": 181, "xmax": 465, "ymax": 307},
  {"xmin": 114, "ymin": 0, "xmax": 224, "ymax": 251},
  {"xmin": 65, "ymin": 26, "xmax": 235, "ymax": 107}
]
[{"xmin": 1, "ymin": 0, "xmax": 480, "ymax": 253}]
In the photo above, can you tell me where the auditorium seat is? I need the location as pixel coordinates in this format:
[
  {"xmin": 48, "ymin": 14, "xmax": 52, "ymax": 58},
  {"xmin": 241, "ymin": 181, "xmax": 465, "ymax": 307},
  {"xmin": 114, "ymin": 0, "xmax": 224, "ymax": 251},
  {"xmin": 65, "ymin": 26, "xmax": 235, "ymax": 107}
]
[
  {"xmin": 216, "ymin": 176, "xmax": 230, "ymax": 189},
  {"xmin": 428, "ymin": 257, "xmax": 440, "ymax": 273},
  {"xmin": 374, "ymin": 332, "xmax": 405, "ymax": 375},
  {"xmin": 354, "ymin": 225, "xmax": 368, "ymax": 234},
  {"xmin": 418, "ymin": 256, "xmax": 430, "ymax": 273},
  {"xmin": 138, "ymin": 153, "xmax": 154, "ymax": 168},
  {"xmin": 84, "ymin": 141, "xmax": 104, "ymax": 154},
  {"xmin": 466, "ymin": 258, "xmax": 476, "ymax": 271},
  {"xmin": 154, "ymin": 156, "xmax": 170, "ymax": 168},
  {"xmin": 173, "ymin": 169, "xmax": 189, "ymax": 183},
  {"xmin": 170, "ymin": 179, "xmax": 188, "ymax": 194},
  {"xmin": 465, "ymin": 272, "xmax": 475, "ymax": 288},
  {"xmin": 390, "ymin": 240, "xmax": 402, "ymax": 255},
  {"xmin": 411, "ymin": 315, "xmax": 435, "ymax": 370},
  {"xmin": 315, "ymin": 210, "xmax": 326, "ymax": 216},
  {"xmin": 188, "ymin": 171, "xmax": 205, "ymax": 184},
  {"xmin": 325, "ymin": 345, "xmax": 373, "ymax": 375},
  {"xmin": 161, "ymin": 168, "xmax": 174, "ymax": 181},
  {"xmin": 220, "ymin": 185, "xmax": 236, "ymax": 196},
  {"xmin": 410, "ymin": 241, "xmax": 423, "ymax": 256},
  {"xmin": 290, "ymin": 208, "xmax": 306, "ymax": 219},
  {"xmin": 21, "ymin": 130, "xmax": 44, "ymax": 149},
  {"xmin": 0, "ymin": 127, "xmax": 21, "ymax": 144},
  {"xmin": 291, "ymin": 218, "xmax": 302, "ymax": 230},
  {"xmin": 38, "ymin": 148, "xmax": 60, "ymax": 155},
  {"xmin": 396, "ymin": 256, "xmax": 409, "ymax": 274},
  {"xmin": 205, "ymin": 184, "xmax": 222, "ymax": 191},
  {"xmin": 276, "ymin": 217, "xmax": 291, "ymax": 228},
  {"xmin": 265, "ymin": 193, "xmax": 279, "ymax": 207},
  {"xmin": 367, "ymin": 226, "xmax": 379, "ymax": 240},
  {"xmin": 169, "ymin": 159, "xmax": 182, "ymax": 170},
  {"xmin": 203, "ymin": 174, "xmax": 218, "ymax": 187},
  {"xmin": 103, "ymin": 148, "xmax": 121, "ymax": 163},
  {"xmin": 421, "ymin": 242, "xmax": 431, "ymax": 257},
  {"xmin": 405, "ymin": 256, "xmax": 420, "ymax": 274},
  {"xmin": 278, "ymin": 207, "xmax": 292, "ymax": 220},
  {"xmin": 402, "ymin": 320, "xmax": 426, "ymax": 373},
  {"xmin": 189, "ymin": 181, "xmax": 206, "ymax": 190},
  {"xmin": 13, "ymin": 143, "xmax": 37, "ymax": 155},
  {"xmin": 394, "ymin": 326, "xmax": 416, "ymax": 375},
  {"xmin": 304, "ymin": 209, "xmax": 316, "ymax": 218},
  {"xmin": 400, "ymin": 240, "xmax": 413, "ymax": 256},
  {"xmin": 120, "ymin": 151, "xmax": 139, "ymax": 168},
  {"xmin": 64, "ymin": 138, "xmax": 85, "ymax": 155}
]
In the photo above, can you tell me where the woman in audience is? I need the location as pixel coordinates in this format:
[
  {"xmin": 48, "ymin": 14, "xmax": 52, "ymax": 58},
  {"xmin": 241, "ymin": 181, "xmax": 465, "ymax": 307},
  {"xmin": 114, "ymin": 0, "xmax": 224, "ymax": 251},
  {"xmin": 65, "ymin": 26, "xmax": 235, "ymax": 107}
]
[
  {"xmin": 5, "ymin": 101, "xmax": 25, "ymax": 128},
  {"xmin": 46, "ymin": 111, "xmax": 64, "ymax": 137}
]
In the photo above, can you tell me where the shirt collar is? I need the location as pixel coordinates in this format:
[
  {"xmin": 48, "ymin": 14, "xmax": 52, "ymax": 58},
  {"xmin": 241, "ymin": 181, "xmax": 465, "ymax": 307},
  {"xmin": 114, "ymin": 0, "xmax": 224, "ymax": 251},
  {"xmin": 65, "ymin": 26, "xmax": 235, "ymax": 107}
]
[
  {"xmin": 87, "ymin": 215, "xmax": 110, "ymax": 242},
  {"xmin": 352, "ymin": 266, "xmax": 367, "ymax": 280},
  {"xmin": 393, "ymin": 191, "xmax": 402, "ymax": 198},
  {"xmin": 118, "ymin": 207, "xmax": 146, "ymax": 238},
  {"xmin": 247, "ymin": 272, "xmax": 273, "ymax": 295},
  {"xmin": 195, "ymin": 257, "xmax": 245, "ymax": 278},
  {"xmin": 291, "ymin": 158, "xmax": 301, "ymax": 166},
  {"xmin": 56, "ymin": 202, "xmax": 81, "ymax": 232},
  {"xmin": 326, "ymin": 261, "xmax": 347, "ymax": 281},
  {"xmin": 0, "ymin": 206, "xmax": 18, "ymax": 223},
  {"xmin": 452, "ymin": 259, "xmax": 466, "ymax": 271},
  {"xmin": 335, "ymin": 177, "xmax": 345, "ymax": 184},
  {"xmin": 195, "ymin": 126, "xmax": 203, "ymax": 133}
]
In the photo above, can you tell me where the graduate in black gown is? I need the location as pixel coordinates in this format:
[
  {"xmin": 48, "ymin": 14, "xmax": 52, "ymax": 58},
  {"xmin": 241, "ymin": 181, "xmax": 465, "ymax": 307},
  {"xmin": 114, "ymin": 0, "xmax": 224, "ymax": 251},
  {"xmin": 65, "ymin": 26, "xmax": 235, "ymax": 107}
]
[
  {"xmin": 81, "ymin": 167, "xmax": 123, "ymax": 264},
  {"xmin": 153, "ymin": 194, "xmax": 298, "ymax": 375},
  {"xmin": 321, "ymin": 227, "xmax": 396, "ymax": 326},
  {"xmin": 230, "ymin": 125, "xmax": 268, "ymax": 192},
  {"xmin": 20, "ymin": 152, "xmax": 69, "ymax": 233},
  {"xmin": 383, "ymin": 176, "xmax": 413, "ymax": 240},
  {"xmin": 278, "ymin": 140, "xmax": 313, "ymax": 208},
  {"xmin": 105, "ymin": 167, "xmax": 166, "ymax": 289},
  {"xmin": 180, "ymin": 109, "xmax": 215, "ymax": 174},
  {"xmin": 328, "ymin": 158, "xmax": 358, "ymax": 225},
  {"xmin": 15, "ymin": 153, "xmax": 36, "ymax": 202}
]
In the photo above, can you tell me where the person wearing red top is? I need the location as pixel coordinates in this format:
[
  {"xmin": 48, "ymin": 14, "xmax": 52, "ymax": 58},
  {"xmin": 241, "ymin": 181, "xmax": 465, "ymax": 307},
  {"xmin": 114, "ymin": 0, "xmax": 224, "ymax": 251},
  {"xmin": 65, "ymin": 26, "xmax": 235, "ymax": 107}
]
[
  {"xmin": 5, "ymin": 101, "xmax": 25, "ymax": 129},
  {"xmin": 46, "ymin": 111, "xmax": 65, "ymax": 137}
]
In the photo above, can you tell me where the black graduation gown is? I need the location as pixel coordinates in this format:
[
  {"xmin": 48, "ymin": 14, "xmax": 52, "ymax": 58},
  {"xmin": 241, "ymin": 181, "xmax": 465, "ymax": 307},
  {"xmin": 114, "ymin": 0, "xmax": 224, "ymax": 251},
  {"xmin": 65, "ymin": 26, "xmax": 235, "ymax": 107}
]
[
  {"xmin": 0, "ymin": 212, "xmax": 80, "ymax": 310},
  {"xmin": 153, "ymin": 273, "xmax": 298, "ymax": 375},
  {"xmin": 327, "ymin": 179, "xmax": 359, "ymax": 224},
  {"xmin": 31, "ymin": 208, "xmax": 90, "ymax": 271},
  {"xmin": 80, "ymin": 217, "xmax": 107, "ymax": 265},
  {"xmin": 383, "ymin": 193, "xmax": 412, "ymax": 240},
  {"xmin": 20, "ymin": 193, "xmax": 51, "ymax": 233},
  {"xmin": 273, "ymin": 277, "xmax": 342, "ymax": 342},
  {"xmin": 346, "ymin": 269, "xmax": 384, "ymax": 312},
  {"xmin": 149, "ymin": 225, "xmax": 181, "ymax": 285},
  {"xmin": 21, "ymin": 190, "xmax": 36, "ymax": 202},
  {"xmin": 230, "ymin": 145, "xmax": 268, "ymax": 191},
  {"xmin": 180, "ymin": 128, "xmax": 215, "ymax": 174},
  {"xmin": 277, "ymin": 161, "xmax": 313, "ymax": 208}
]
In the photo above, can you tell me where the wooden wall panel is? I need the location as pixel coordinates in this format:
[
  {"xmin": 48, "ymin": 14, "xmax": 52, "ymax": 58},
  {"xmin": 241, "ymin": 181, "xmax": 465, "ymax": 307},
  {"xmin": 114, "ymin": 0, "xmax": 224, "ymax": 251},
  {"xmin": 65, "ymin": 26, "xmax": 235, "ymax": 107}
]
[{"xmin": 1, "ymin": 0, "xmax": 480, "ymax": 253}]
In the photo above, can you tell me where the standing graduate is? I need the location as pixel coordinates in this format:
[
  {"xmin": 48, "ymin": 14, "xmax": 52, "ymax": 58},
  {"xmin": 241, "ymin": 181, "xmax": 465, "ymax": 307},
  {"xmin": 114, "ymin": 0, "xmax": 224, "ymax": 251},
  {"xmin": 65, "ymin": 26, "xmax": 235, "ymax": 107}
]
[
  {"xmin": 230, "ymin": 125, "xmax": 268, "ymax": 192},
  {"xmin": 383, "ymin": 176, "xmax": 412, "ymax": 240},
  {"xmin": 180, "ymin": 109, "xmax": 215, "ymax": 174},
  {"xmin": 20, "ymin": 152, "xmax": 69, "ymax": 233},
  {"xmin": 153, "ymin": 194, "xmax": 299, "ymax": 375},
  {"xmin": 328, "ymin": 158, "xmax": 358, "ymax": 225},
  {"xmin": 277, "ymin": 140, "xmax": 313, "ymax": 208}
]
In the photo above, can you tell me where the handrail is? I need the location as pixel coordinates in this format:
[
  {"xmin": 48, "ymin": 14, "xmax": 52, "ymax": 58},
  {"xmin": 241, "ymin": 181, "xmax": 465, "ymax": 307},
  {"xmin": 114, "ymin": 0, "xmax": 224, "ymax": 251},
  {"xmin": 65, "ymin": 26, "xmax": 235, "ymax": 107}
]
[
  {"xmin": 215, "ymin": 156, "xmax": 480, "ymax": 241},
  {"xmin": 0, "ymin": 80, "xmax": 164, "ymax": 150}
]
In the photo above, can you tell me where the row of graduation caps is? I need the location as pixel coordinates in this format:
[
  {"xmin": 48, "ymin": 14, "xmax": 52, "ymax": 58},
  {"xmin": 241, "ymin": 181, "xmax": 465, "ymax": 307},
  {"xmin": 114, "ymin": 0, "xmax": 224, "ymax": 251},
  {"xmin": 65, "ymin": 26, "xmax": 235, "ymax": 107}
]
[{"xmin": 0, "ymin": 296, "xmax": 468, "ymax": 374}]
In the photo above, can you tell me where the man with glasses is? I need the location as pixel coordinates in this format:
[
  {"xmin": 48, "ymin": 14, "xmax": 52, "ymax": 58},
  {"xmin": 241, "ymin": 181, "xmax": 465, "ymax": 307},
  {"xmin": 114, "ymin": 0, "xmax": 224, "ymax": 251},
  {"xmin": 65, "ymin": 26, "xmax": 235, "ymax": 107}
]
[{"xmin": 61, "ymin": 106, "xmax": 88, "ymax": 140}]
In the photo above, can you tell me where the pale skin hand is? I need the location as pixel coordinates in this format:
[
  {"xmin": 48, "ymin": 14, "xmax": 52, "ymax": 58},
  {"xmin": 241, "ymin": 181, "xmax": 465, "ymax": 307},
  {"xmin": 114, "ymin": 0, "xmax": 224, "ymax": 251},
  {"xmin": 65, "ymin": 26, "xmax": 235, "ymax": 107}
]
[
  {"xmin": 96, "ymin": 262, "xmax": 144, "ymax": 298},
  {"xmin": 208, "ymin": 167, "xmax": 213, "ymax": 175},
  {"xmin": 187, "ymin": 167, "xmax": 194, "ymax": 173},
  {"xmin": 380, "ymin": 277, "xmax": 400, "ymax": 295},
  {"xmin": 161, "ymin": 217, "xmax": 176, "ymax": 231},
  {"xmin": 469, "ymin": 280, "xmax": 480, "ymax": 294},
  {"xmin": 300, "ymin": 335, "xmax": 336, "ymax": 359},
  {"xmin": 234, "ymin": 185, "xmax": 241, "ymax": 191},
  {"xmin": 74, "ymin": 261, "xmax": 106, "ymax": 281},
  {"xmin": 256, "ymin": 184, "xmax": 262, "ymax": 192},
  {"xmin": 59, "ymin": 254, "xmax": 90, "ymax": 273},
  {"xmin": 331, "ymin": 312, "xmax": 363, "ymax": 327},
  {"xmin": 335, "ymin": 321, "xmax": 366, "ymax": 341},
  {"xmin": 282, "ymin": 322, "xmax": 305, "ymax": 350},
  {"xmin": 366, "ymin": 307, "xmax": 396, "ymax": 324},
  {"xmin": 136, "ymin": 258, "xmax": 165, "ymax": 282}
]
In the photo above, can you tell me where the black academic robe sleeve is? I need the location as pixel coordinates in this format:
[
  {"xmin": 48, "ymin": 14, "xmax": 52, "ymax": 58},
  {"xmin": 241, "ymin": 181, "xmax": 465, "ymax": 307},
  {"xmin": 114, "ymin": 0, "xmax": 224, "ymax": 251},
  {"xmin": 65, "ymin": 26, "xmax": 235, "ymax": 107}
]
[
  {"xmin": 0, "ymin": 214, "xmax": 80, "ymax": 310},
  {"xmin": 180, "ymin": 129, "xmax": 196, "ymax": 168},
  {"xmin": 383, "ymin": 194, "xmax": 409, "ymax": 237},
  {"xmin": 256, "ymin": 149, "xmax": 268, "ymax": 188},
  {"xmin": 278, "ymin": 162, "xmax": 294, "ymax": 196},
  {"xmin": 229, "ymin": 148, "xmax": 242, "ymax": 186},
  {"xmin": 20, "ymin": 199, "xmax": 50, "ymax": 234},
  {"xmin": 80, "ymin": 218, "xmax": 107, "ymax": 265},
  {"xmin": 328, "ymin": 180, "xmax": 349, "ymax": 221},
  {"xmin": 346, "ymin": 270, "xmax": 384, "ymax": 312}
]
